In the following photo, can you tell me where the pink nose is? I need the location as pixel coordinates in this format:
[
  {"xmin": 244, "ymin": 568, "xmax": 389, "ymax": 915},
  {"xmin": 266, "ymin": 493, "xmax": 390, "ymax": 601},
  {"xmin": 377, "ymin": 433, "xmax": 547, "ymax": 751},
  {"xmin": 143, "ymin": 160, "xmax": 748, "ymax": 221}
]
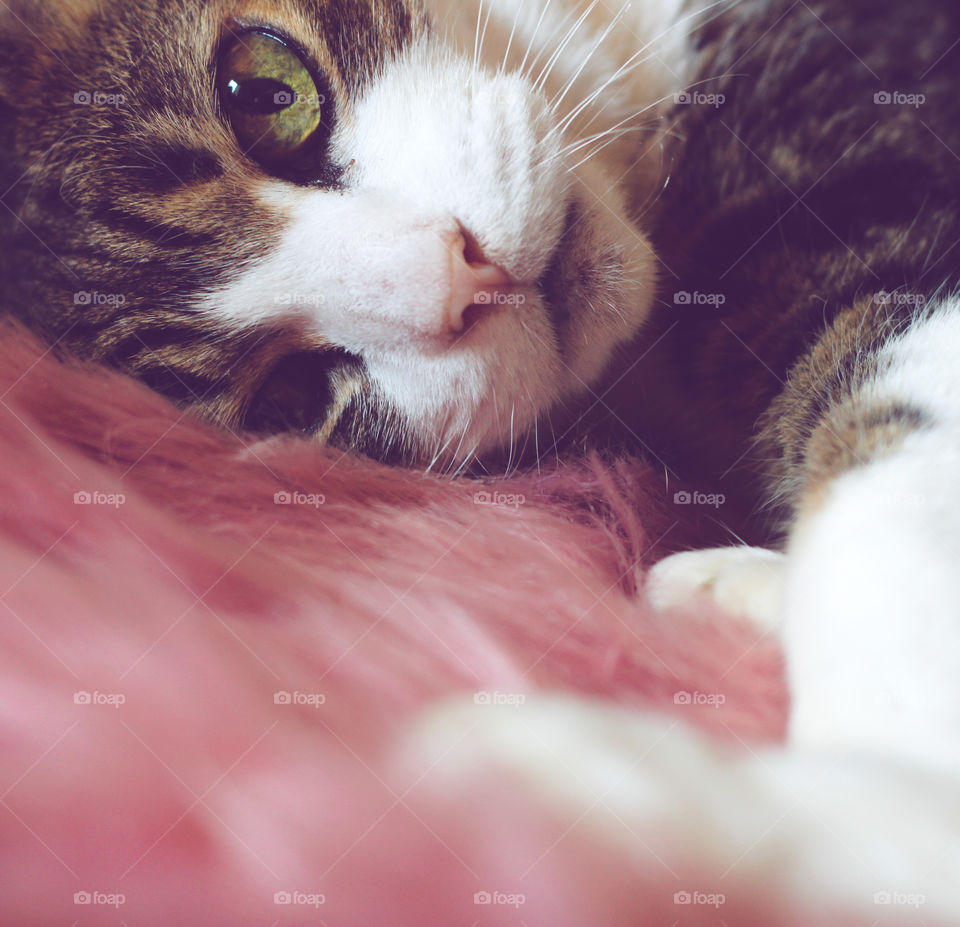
[{"xmin": 445, "ymin": 231, "xmax": 513, "ymax": 332}]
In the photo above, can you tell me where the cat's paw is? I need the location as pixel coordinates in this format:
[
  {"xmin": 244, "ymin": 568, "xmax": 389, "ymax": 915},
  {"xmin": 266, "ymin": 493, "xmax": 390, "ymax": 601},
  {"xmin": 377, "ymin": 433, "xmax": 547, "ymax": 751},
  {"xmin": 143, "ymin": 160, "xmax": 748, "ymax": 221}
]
[{"xmin": 646, "ymin": 546, "xmax": 786, "ymax": 633}]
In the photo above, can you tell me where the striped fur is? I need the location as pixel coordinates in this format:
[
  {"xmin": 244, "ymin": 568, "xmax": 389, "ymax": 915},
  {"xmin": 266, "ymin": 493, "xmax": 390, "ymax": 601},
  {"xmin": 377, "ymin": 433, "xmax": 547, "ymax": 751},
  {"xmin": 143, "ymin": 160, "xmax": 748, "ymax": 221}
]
[
  {"xmin": 0, "ymin": 0, "xmax": 682, "ymax": 464},
  {"xmin": 0, "ymin": 0, "xmax": 424, "ymax": 431}
]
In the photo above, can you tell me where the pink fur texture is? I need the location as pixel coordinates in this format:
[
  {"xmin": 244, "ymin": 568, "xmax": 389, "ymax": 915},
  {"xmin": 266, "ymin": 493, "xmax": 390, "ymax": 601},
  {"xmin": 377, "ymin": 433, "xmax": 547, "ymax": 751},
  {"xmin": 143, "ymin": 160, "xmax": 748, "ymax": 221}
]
[{"xmin": 0, "ymin": 321, "xmax": 798, "ymax": 925}]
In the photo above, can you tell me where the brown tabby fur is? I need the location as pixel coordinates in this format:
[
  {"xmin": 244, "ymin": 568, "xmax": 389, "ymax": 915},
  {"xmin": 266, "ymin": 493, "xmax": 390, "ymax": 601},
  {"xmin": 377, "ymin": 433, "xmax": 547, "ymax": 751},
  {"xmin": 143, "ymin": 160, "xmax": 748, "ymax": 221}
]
[
  {"xmin": 0, "ymin": 0, "xmax": 423, "ymax": 431},
  {"xmin": 596, "ymin": 0, "xmax": 960, "ymax": 542}
]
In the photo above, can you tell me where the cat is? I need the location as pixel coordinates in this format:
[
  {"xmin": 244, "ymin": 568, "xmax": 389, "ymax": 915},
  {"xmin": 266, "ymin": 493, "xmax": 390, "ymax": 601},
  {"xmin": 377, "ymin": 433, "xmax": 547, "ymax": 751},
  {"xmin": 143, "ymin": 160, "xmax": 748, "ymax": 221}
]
[
  {"xmin": 0, "ymin": 0, "xmax": 699, "ymax": 470},
  {"xmin": 5, "ymin": 0, "xmax": 960, "ymax": 912}
]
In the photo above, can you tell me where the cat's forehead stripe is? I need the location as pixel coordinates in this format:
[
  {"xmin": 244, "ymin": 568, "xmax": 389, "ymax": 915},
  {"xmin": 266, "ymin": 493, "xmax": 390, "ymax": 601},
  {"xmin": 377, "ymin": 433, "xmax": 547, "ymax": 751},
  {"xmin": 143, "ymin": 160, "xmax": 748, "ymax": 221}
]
[{"xmin": 311, "ymin": 0, "xmax": 418, "ymax": 91}]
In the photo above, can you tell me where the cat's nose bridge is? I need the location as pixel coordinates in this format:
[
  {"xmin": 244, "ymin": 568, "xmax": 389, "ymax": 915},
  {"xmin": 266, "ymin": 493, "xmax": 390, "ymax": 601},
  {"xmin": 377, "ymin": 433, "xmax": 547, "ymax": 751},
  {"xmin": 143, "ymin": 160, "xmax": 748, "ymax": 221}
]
[{"xmin": 349, "ymin": 54, "xmax": 567, "ymax": 284}]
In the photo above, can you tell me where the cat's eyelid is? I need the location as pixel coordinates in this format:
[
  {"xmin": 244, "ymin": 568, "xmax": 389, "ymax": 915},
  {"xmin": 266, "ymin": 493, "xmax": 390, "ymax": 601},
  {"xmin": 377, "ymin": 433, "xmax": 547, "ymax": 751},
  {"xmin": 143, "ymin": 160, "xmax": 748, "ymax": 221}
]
[{"xmin": 216, "ymin": 20, "xmax": 327, "ymax": 89}]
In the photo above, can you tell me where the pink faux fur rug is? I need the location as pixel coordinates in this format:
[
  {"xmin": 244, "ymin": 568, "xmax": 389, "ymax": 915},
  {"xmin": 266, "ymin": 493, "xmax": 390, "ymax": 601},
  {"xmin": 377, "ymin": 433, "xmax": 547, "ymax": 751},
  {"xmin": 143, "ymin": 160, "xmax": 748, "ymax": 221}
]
[{"xmin": 0, "ymin": 320, "xmax": 800, "ymax": 924}]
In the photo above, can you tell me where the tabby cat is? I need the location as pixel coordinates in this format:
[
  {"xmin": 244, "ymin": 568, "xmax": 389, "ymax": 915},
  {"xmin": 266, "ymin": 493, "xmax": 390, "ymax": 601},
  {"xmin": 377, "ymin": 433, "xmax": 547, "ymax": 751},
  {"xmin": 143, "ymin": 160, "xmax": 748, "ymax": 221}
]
[
  {"xmin": 3, "ymin": 0, "xmax": 960, "ymax": 779},
  {"xmin": 0, "ymin": 0, "xmax": 689, "ymax": 465}
]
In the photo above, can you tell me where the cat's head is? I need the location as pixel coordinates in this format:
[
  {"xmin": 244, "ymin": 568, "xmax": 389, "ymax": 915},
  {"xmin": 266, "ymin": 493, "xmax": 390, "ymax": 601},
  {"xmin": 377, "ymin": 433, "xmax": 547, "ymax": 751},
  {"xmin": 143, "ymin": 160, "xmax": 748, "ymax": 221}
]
[{"xmin": 0, "ymin": 0, "xmax": 670, "ymax": 468}]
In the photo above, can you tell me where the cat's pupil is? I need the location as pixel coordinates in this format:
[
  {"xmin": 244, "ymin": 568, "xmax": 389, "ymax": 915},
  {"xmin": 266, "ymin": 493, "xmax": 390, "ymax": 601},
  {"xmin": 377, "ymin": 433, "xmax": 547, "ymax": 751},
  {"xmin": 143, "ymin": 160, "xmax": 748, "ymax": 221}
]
[{"xmin": 226, "ymin": 77, "xmax": 295, "ymax": 115}]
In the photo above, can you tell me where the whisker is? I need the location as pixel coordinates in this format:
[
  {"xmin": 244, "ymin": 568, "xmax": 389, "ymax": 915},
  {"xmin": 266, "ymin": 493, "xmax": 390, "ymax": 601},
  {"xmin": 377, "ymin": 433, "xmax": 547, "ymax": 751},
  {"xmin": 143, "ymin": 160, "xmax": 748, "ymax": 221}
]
[
  {"xmin": 477, "ymin": 0, "xmax": 494, "ymax": 71},
  {"xmin": 506, "ymin": 403, "xmax": 517, "ymax": 475},
  {"xmin": 548, "ymin": 0, "xmax": 631, "ymax": 115},
  {"xmin": 500, "ymin": 0, "xmax": 523, "ymax": 71},
  {"xmin": 551, "ymin": 0, "xmax": 735, "ymax": 139},
  {"xmin": 472, "ymin": 0, "xmax": 484, "ymax": 76},
  {"xmin": 533, "ymin": 0, "xmax": 601, "ymax": 94},
  {"xmin": 517, "ymin": 0, "xmax": 558, "ymax": 79}
]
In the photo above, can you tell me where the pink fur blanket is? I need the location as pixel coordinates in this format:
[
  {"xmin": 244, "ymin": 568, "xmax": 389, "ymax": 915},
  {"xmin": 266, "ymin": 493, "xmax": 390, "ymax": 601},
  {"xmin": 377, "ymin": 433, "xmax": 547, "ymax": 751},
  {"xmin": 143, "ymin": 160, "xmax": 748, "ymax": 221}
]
[{"xmin": 1, "ymin": 318, "xmax": 869, "ymax": 926}]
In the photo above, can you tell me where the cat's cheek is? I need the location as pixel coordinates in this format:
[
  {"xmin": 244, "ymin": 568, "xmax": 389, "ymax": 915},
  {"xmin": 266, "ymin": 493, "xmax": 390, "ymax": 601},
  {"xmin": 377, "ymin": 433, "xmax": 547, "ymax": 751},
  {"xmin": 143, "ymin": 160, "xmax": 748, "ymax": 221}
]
[{"xmin": 551, "ymin": 167, "xmax": 659, "ymax": 388}]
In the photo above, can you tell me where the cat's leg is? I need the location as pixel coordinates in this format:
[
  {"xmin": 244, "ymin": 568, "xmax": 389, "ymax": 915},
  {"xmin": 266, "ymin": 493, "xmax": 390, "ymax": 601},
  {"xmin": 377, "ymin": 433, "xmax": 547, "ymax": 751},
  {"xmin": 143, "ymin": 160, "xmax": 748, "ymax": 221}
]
[
  {"xmin": 783, "ymin": 306, "xmax": 960, "ymax": 767},
  {"xmin": 649, "ymin": 305, "xmax": 960, "ymax": 770}
]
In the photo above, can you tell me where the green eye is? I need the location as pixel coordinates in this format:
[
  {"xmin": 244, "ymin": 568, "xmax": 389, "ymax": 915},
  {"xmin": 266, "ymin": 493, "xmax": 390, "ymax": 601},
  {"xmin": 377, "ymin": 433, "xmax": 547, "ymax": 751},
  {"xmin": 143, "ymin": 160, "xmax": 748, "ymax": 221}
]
[{"xmin": 217, "ymin": 31, "xmax": 328, "ymax": 167}]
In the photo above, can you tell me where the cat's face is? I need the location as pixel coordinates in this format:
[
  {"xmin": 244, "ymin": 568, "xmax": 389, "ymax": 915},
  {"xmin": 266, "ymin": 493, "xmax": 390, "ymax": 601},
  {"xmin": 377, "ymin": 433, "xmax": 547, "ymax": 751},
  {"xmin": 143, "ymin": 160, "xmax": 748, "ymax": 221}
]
[{"xmin": 0, "ymin": 0, "xmax": 670, "ymax": 468}]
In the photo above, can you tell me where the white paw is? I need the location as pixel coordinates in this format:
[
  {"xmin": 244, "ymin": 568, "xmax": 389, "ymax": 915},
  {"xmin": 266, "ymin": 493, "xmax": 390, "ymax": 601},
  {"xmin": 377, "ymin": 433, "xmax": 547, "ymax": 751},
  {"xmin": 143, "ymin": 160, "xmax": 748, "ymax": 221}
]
[{"xmin": 646, "ymin": 546, "xmax": 786, "ymax": 633}]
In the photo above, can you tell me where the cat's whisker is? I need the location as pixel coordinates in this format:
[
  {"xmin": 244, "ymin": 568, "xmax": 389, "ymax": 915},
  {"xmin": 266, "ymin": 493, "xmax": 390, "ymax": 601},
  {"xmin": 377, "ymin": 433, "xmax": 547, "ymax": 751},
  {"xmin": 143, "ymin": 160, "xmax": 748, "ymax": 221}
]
[
  {"xmin": 528, "ymin": 0, "xmax": 592, "ymax": 87},
  {"xmin": 425, "ymin": 428, "xmax": 456, "ymax": 475},
  {"xmin": 545, "ymin": 410, "xmax": 561, "ymax": 470},
  {"xmin": 548, "ymin": 0, "xmax": 631, "ymax": 116},
  {"xmin": 548, "ymin": 123, "xmax": 645, "ymax": 165},
  {"xmin": 444, "ymin": 409, "xmax": 478, "ymax": 477},
  {"xmin": 516, "ymin": 0, "xmax": 554, "ymax": 79},
  {"xmin": 500, "ymin": 0, "xmax": 524, "ymax": 73},
  {"xmin": 505, "ymin": 403, "xmax": 517, "ymax": 475},
  {"xmin": 533, "ymin": 413, "xmax": 542, "ymax": 475},
  {"xmin": 472, "ymin": 0, "xmax": 483, "ymax": 75},
  {"xmin": 477, "ymin": 0, "xmax": 494, "ymax": 75},
  {"xmin": 566, "ymin": 127, "xmax": 646, "ymax": 173},
  {"xmin": 550, "ymin": 0, "xmax": 732, "ymax": 141},
  {"xmin": 559, "ymin": 77, "xmax": 722, "ymax": 175},
  {"xmin": 552, "ymin": 51, "xmax": 664, "ymax": 139},
  {"xmin": 512, "ymin": 427, "xmax": 533, "ymax": 479},
  {"xmin": 551, "ymin": 38, "xmax": 664, "ymax": 136},
  {"xmin": 561, "ymin": 0, "xmax": 741, "ymax": 136},
  {"xmin": 457, "ymin": 445, "xmax": 481, "ymax": 480},
  {"xmin": 535, "ymin": 122, "xmax": 663, "ymax": 174},
  {"xmin": 533, "ymin": 0, "xmax": 601, "ymax": 95},
  {"xmin": 519, "ymin": 0, "xmax": 582, "ymax": 87},
  {"xmin": 517, "ymin": 381, "xmax": 542, "ymax": 475}
]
